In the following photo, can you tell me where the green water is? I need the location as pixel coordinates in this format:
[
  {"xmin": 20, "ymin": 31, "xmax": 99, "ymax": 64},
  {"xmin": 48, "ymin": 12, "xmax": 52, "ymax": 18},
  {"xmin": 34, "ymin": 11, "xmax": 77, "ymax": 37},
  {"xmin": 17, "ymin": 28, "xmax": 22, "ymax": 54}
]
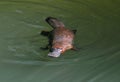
[{"xmin": 0, "ymin": 0, "xmax": 120, "ymax": 82}]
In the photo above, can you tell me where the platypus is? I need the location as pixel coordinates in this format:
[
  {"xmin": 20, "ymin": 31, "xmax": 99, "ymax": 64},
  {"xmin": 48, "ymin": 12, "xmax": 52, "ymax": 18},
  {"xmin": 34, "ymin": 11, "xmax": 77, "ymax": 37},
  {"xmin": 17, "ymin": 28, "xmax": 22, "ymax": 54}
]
[{"xmin": 41, "ymin": 17, "xmax": 77, "ymax": 57}]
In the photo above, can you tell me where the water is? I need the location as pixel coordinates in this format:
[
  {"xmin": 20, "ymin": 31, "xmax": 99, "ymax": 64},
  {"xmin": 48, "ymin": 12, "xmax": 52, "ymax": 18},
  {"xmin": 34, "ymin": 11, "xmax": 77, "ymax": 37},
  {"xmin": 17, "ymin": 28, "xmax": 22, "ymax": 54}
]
[{"xmin": 0, "ymin": 0, "xmax": 120, "ymax": 82}]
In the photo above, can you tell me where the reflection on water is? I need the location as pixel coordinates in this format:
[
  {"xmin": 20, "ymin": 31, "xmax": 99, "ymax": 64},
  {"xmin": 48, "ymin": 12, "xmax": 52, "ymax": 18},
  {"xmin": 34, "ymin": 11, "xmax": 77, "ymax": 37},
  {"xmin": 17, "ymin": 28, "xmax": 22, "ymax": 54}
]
[{"xmin": 0, "ymin": 0, "xmax": 120, "ymax": 82}]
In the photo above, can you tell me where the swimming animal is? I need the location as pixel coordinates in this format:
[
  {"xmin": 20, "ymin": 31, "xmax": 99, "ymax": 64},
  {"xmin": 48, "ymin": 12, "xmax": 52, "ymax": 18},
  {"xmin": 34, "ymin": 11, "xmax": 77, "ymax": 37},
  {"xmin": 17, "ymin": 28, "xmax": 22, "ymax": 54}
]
[{"xmin": 41, "ymin": 17, "xmax": 77, "ymax": 57}]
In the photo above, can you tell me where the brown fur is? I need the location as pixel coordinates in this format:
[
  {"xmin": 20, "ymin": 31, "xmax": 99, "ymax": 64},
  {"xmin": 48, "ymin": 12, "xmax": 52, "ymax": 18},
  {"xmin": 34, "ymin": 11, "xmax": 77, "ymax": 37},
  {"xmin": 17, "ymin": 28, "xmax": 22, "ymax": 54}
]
[{"xmin": 41, "ymin": 17, "xmax": 77, "ymax": 54}]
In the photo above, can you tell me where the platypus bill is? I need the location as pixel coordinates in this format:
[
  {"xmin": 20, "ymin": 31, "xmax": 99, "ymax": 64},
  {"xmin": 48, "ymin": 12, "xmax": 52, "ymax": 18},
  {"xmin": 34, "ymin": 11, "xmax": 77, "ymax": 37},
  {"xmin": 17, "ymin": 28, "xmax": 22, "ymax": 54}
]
[{"xmin": 41, "ymin": 17, "xmax": 77, "ymax": 57}]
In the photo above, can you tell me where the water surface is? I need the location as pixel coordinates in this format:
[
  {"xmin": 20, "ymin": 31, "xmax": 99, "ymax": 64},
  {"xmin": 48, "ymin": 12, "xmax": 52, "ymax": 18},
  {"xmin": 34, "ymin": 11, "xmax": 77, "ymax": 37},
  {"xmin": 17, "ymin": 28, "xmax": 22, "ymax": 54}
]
[{"xmin": 0, "ymin": 0, "xmax": 120, "ymax": 82}]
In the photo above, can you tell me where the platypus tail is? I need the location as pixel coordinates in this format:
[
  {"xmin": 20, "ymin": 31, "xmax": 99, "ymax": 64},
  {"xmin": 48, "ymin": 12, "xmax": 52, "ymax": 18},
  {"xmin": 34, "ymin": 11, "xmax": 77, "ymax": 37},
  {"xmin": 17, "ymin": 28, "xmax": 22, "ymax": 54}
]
[{"xmin": 45, "ymin": 17, "xmax": 65, "ymax": 29}]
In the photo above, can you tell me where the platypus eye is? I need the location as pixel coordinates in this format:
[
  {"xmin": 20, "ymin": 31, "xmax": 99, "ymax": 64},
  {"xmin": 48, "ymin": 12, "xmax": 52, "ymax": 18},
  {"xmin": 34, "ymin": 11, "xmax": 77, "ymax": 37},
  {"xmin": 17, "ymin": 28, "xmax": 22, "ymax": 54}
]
[{"xmin": 50, "ymin": 48, "xmax": 55, "ymax": 52}]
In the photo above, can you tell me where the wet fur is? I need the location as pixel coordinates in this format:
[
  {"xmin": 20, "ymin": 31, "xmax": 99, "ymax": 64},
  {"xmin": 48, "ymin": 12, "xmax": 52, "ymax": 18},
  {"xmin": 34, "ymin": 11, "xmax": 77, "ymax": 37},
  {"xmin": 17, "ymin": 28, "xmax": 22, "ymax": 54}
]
[{"xmin": 41, "ymin": 17, "xmax": 77, "ymax": 53}]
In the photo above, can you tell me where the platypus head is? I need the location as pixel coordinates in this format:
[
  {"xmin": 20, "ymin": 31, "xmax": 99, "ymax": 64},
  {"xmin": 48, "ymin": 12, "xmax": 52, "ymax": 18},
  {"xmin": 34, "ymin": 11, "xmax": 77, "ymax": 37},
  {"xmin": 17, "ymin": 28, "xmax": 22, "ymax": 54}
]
[
  {"xmin": 48, "ymin": 44, "xmax": 73, "ymax": 57},
  {"xmin": 48, "ymin": 48, "xmax": 62, "ymax": 57}
]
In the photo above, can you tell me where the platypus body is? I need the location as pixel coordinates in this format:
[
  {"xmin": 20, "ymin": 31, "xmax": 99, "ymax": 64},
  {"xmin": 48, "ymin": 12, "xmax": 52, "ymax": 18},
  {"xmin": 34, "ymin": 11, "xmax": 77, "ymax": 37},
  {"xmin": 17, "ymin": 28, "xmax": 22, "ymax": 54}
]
[{"xmin": 41, "ymin": 17, "xmax": 77, "ymax": 57}]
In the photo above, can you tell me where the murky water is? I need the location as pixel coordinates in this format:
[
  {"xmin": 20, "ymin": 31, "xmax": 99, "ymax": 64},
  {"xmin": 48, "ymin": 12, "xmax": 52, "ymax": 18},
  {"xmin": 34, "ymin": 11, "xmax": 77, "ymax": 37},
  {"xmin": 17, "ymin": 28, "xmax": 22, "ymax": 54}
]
[{"xmin": 0, "ymin": 0, "xmax": 120, "ymax": 82}]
